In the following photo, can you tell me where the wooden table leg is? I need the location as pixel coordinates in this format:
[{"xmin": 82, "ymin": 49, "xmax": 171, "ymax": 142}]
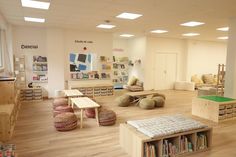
[
  {"xmin": 80, "ymin": 109, "xmax": 84, "ymax": 129},
  {"xmin": 95, "ymin": 108, "xmax": 99, "ymax": 126}
]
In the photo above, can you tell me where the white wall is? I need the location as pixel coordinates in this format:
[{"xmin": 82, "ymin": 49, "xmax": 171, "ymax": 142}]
[
  {"xmin": 112, "ymin": 38, "xmax": 129, "ymax": 58},
  {"xmin": 145, "ymin": 37, "xmax": 187, "ymax": 90},
  {"xmin": 12, "ymin": 26, "xmax": 113, "ymax": 97},
  {"xmin": 127, "ymin": 37, "xmax": 146, "ymax": 85},
  {"xmin": 186, "ymin": 40, "xmax": 227, "ymax": 80}
]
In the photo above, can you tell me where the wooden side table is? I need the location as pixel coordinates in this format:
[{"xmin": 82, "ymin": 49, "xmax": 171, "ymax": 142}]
[{"xmin": 71, "ymin": 97, "xmax": 100, "ymax": 128}]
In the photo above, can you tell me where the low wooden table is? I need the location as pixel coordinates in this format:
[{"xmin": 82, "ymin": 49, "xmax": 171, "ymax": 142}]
[
  {"xmin": 71, "ymin": 97, "xmax": 100, "ymax": 128},
  {"xmin": 63, "ymin": 89, "xmax": 83, "ymax": 106},
  {"xmin": 126, "ymin": 90, "xmax": 163, "ymax": 97}
]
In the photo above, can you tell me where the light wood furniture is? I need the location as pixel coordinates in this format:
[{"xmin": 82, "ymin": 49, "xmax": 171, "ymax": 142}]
[
  {"xmin": 0, "ymin": 78, "xmax": 16, "ymax": 104},
  {"xmin": 63, "ymin": 89, "xmax": 83, "ymax": 105},
  {"xmin": 120, "ymin": 123, "xmax": 212, "ymax": 157},
  {"xmin": 126, "ymin": 90, "xmax": 164, "ymax": 97},
  {"xmin": 20, "ymin": 87, "xmax": 43, "ymax": 101},
  {"xmin": 69, "ymin": 83, "xmax": 113, "ymax": 98},
  {"xmin": 192, "ymin": 96, "xmax": 236, "ymax": 122},
  {"xmin": 71, "ymin": 97, "xmax": 100, "ymax": 128}
]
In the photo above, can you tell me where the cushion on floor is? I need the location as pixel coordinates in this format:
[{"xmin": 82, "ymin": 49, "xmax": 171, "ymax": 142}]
[
  {"xmin": 85, "ymin": 108, "xmax": 96, "ymax": 118},
  {"xmin": 152, "ymin": 96, "xmax": 165, "ymax": 107},
  {"xmin": 99, "ymin": 109, "xmax": 116, "ymax": 126},
  {"xmin": 115, "ymin": 94, "xmax": 131, "ymax": 107},
  {"xmin": 54, "ymin": 112, "xmax": 77, "ymax": 131},
  {"xmin": 53, "ymin": 106, "xmax": 74, "ymax": 117},
  {"xmin": 139, "ymin": 98, "xmax": 155, "ymax": 109},
  {"xmin": 53, "ymin": 98, "xmax": 68, "ymax": 109}
]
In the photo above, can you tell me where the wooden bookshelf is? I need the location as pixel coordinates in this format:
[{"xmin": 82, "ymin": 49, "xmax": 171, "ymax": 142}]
[
  {"xmin": 120, "ymin": 123, "xmax": 212, "ymax": 157},
  {"xmin": 20, "ymin": 87, "xmax": 43, "ymax": 101},
  {"xmin": 192, "ymin": 96, "xmax": 236, "ymax": 122}
]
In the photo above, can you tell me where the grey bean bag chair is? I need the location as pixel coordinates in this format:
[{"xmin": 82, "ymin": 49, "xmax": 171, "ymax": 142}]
[
  {"xmin": 152, "ymin": 96, "xmax": 165, "ymax": 107},
  {"xmin": 115, "ymin": 94, "xmax": 131, "ymax": 107}
]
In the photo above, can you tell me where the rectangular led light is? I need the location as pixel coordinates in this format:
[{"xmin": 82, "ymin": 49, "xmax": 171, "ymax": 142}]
[
  {"xmin": 116, "ymin": 12, "xmax": 142, "ymax": 20},
  {"xmin": 24, "ymin": 17, "xmax": 45, "ymax": 23},
  {"xmin": 217, "ymin": 27, "xmax": 229, "ymax": 31},
  {"xmin": 180, "ymin": 21, "xmax": 204, "ymax": 27},
  {"xmin": 120, "ymin": 34, "xmax": 134, "ymax": 37},
  {"xmin": 217, "ymin": 36, "xmax": 228, "ymax": 40},
  {"xmin": 21, "ymin": 0, "xmax": 50, "ymax": 10},
  {"xmin": 96, "ymin": 24, "xmax": 116, "ymax": 29},
  {"xmin": 182, "ymin": 33, "xmax": 200, "ymax": 36},
  {"xmin": 150, "ymin": 30, "xmax": 168, "ymax": 33}
]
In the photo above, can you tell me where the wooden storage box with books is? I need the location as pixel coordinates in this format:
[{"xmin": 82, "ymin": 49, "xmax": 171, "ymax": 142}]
[{"xmin": 120, "ymin": 123, "xmax": 212, "ymax": 157}]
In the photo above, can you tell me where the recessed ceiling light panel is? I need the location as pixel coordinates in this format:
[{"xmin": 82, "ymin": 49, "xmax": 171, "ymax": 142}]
[
  {"xmin": 24, "ymin": 17, "xmax": 45, "ymax": 23},
  {"xmin": 120, "ymin": 34, "xmax": 134, "ymax": 37},
  {"xmin": 182, "ymin": 33, "xmax": 200, "ymax": 36},
  {"xmin": 217, "ymin": 27, "xmax": 229, "ymax": 31},
  {"xmin": 217, "ymin": 36, "xmax": 228, "ymax": 40},
  {"xmin": 150, "ymin": 30, "xmax": 168, "ymax": 33},
  {"xmin": 180, "ymin": 21, "xmax": 204, "ymax": 27},
  {"xmin": 21, "ymin": 0, "xmax": 50, "ymax": 10},
  {"xmin": 116, "ymin": 12, "xmax": 142, "ymax": 20},
  {"xmin": 96, "ymin": 24, "xmax": 116, "ymax": 29}
]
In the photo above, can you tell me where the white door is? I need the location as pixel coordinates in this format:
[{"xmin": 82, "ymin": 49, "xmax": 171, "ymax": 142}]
[{"xmin": 154, "ymin": 53, "xmax": 177, "ymax": 90}]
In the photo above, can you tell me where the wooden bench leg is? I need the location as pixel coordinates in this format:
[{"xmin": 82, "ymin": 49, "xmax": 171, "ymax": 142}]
[
  {"xmin": 95, "ymin": 108, "xmax": 99, "ymax": 126},
  {"xmin": 80, "ymin": 109, "xmax": 84, "ymax": 129}
]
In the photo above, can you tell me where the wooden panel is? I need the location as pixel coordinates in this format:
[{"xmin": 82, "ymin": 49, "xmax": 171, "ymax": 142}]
[{"xmin": 0, "ymin": 80, "xmax": 15, "ymax": 105}]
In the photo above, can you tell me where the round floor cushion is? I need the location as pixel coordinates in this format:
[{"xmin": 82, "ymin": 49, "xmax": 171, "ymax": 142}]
[
  {"xmin": 152, "ymin": 96, "xmax": 165, "ymax": 107},
  {"xmin": 54, "ymin": 112, "xmax": 78, "ymax": 131},
  {"xmin": 115, "ymin": 94, "xmax": 130, "ymax": 107},
  {"xmin": 139, "ymin": 98, "xmax": 155, "ymax": 109},
  {"xmin": 53, "ymin": 106, "xmax": 74, "ymax": 117},
  {"xmin": 53, "ymin": 98, "xmax": 68, "ymax": 109},
  {"xmin": 98, "ymin": 109, "xmax": 116, "ymax": 126},
  {"xmin": 85, "ymin": 108, "xmax": 96, "ymax": 118}
]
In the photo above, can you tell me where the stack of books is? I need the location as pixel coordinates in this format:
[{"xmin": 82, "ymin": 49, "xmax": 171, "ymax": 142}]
[
  {"xmin": 162, "ymin": 140, "xmax": 178, "ymax": 157},
  {"xmin": 144, "ymin": 142, "xmax": 158, "ymax": 157},
  {"xmin": 180, "ymin": 136, "xmax": 193, "ymax": 153}
]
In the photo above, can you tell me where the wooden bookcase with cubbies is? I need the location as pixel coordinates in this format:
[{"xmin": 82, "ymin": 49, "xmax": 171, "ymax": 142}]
[
  {"xmin": 69, "ymin": 84, "xmax": 113, "ymax": 98},
  {"xmin": 20, "ymin": 87, "xmax": 43, "ymax": 101},
  {"xmin": 192, "ymin": 96, "xmax": 236, "ymax": 122},
  {"xmin": 120, "ymin": 123, "xmax": 212, "ymax": 157}
]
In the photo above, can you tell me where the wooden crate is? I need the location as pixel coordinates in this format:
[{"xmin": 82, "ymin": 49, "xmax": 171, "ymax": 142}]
[
  {"xmin": 120, "ymin": 123, "xmax": 212, "ymax": 157},
  {"xmin": 192, "ymin": 96, "xmax": 236, "ymax": 122}
]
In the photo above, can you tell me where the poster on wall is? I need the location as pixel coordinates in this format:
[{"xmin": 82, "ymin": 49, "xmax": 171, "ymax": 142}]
[{"xmin": 69, "ymin": 53, "xmax": 97, "ymax": 72}]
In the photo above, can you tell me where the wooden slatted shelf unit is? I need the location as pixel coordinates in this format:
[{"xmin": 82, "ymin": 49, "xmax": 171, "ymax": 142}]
[
  {"xmin": 120, "ymin": 123, "xmax": 212, "ymax": 157},
  {"xmin": 69, "ymin": 83, "xmax": 113, "ymax": 98},
  {"xmin": 20, "ymin": 87, "xmax": 43, "ymax": 101},
  {"xmin": 0, "ymin": 78, "xmax": 21, "ymax": 142}
]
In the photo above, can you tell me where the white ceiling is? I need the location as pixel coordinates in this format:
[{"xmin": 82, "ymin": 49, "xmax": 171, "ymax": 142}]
[{"xmin": 0, "ymin": 0, "xmax": 235, "ymax": 41}]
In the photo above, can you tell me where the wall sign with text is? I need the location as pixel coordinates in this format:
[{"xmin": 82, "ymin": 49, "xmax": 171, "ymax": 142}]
[
  {"xmin": 21, "ymin": 44, "xmax": 38, "ymax": 49},
  {"xmin": 75, "ymin": 40, "xmax": 94, "ymax": 44}
]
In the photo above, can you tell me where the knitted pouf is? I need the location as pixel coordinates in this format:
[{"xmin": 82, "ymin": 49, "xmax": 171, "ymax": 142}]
[
  {"xmin": 85, "ymin": 108, "xmax": 96, "ymax": 118},
  {"xmin": 53, "ymin": 106, "xmax": 74, "ymax": 117},
  {"xmin": 54, "ymin": 112, "xmax": 78, "ymax": 131},
  {"xmin": 98, "ymin": 109, "xmax": 116, "ymax": 126},
  {"xmin": 53, "ymin": 98, "xmax": 68, "ymax": 109},
  {"xmin": 115, "ymin": 94, "xmax": 130, "ymax": 107},
  {"xmin": 152, "ymin": 96, "xmax": 165, "ymax": 107},
  {"xmin": 139, "ymin": 98, "xmax": 155, "ymax": 109}
]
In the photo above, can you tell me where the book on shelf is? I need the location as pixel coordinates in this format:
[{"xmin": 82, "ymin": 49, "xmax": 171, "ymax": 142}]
[
  {"xmin": 197, "ymin": 133, "xmax": 207, "ymax": 150},
  {"xmin": 162, "ymin": 139, "xmax": 178, "ymax": 157},
  {"xmin": 144, "ymin": 142, "xmax": 158, "ymax": 157},
  {"xmin": 180, "ymin": 136, "xmax": 193, "ymax": 153}
]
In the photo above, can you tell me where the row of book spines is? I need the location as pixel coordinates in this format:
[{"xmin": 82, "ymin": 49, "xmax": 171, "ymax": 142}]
[
  {"xmin": 179, "ymin": 137, "xmax": 193, "ymax": 153},
  {"xmin": 144, "ymin": 143, "xmax": 158, "ymax": 157},
  {"xmin": 196, "ymin": 134, "xmax": 208, "ymax": 150},
  {"xmin": 162, "ymin": 140, "xmax": 178, "ymax": 157}
]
